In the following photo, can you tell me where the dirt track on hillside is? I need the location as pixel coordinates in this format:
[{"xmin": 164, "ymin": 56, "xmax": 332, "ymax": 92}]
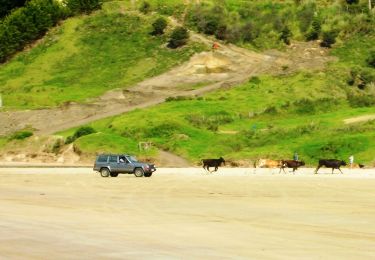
[
  {"xmin": 0, "ymin": 20, "xmax": 334, "ymax": 136},
  {"xmin": 0, "ymin": 168, "xmax": 374, "ymax": 259}
]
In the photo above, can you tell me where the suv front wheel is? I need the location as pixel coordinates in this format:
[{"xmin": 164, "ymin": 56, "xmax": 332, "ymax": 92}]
[
  {"xmin": 134, "ymin": 168, "xmax": 144, "ymax": 177},
  {"xmin": 100, "ymin": 168, "xmax": 110, "ymax": 178}
]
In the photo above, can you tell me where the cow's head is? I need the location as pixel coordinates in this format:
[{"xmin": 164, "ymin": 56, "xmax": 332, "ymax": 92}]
[
  {"xmin": 220, "ymin": 157, "xmax": 225, "ymax": 166},
  {"xmin": 341, "ymin": 160, "xmax": 347, "ymax": 166},
  {"xmin": 299, "ymin": 161, "xmax": 305, "ymax": 166}
]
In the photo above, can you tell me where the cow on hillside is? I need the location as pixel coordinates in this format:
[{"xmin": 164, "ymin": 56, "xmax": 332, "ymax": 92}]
[
  {"xmin": 279, "ymin": 160, "xmax": 305, "ymax": 174},
  {"xmin": 202, "ymin": 157, "xmax": 225, "ymax": 172},
  {"xmin": 315, "ymin": 159, "xmax": 346, "ymax": 174}
]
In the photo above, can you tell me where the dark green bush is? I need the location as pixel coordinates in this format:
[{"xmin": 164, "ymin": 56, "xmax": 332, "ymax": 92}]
[
  {"xmin": 168, "ymin": 27, "xmax": 189, "ymax": 49},
  {"xmin": 151, "ymin": 17, "xmax": 167, "ymax": 35},
  {"xmin": 139, "ymin": 1, "xmax": 151, "ymax": 14},
  {"xmin": 0, "ymin": 0, "xmax": 67, "ymax": 63},
  {"xmin": 165, "ymin": 96, "xmax": 193, "ymax": 102},
  {"xmin": 367, "ymin": 49, "xmax": 375, "ymax": 68},
  {"xmin": 0, "ymin": 0, "xmax": 26, "ymax": 18},
  {"xmin": 348, "ymin": 67, "xmax": 375, "ymax": 89},
  {"xmin": 9, "ymin": 130, "xmax": 33, "ymax": 140},
  {"xmin": 65, "ymin": 126, "xmax": 96, "ymax": 144},
  {"xmin": 320, "ymin": 30, "xmax": 338, "ymax": 48},
  {"xmin": 280, "ymin": 26, "xmax": 292, "ymax": 45},
  {"xmin": 293, "ymin": 98, "xmax": 339, "ymax": 114},
  {"xmin": 65, "ymin": 0, "xmax": 102, "ymax": 14},
  {"xmin": 305, "ymin": 17, "xmax": 321, "ymax": 41},
  {"xmin": 346, "ymin": 0, "xmax": 359, "ymax": 4},
  {"xmin": 348, "ymin": 94, "xmax": 375, "ymax": 107}
]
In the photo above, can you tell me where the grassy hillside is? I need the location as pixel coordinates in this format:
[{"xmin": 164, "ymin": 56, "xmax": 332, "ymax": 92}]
[
  {"xmin": 58, "ymin": 62, "xmax": 375, "ymax": 165},
  {"xmin": 0, "ymin": 1, "xmax": 204, "ymax": 109}
]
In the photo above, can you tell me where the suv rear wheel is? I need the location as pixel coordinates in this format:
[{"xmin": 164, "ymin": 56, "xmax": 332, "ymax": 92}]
[
  {"xmin": 100, "ymin": 168, "xmax": 110, "ymax": 178},
  {"xmin": 134, "ymin": 168, "xmax": 144, "ymax": 177}
]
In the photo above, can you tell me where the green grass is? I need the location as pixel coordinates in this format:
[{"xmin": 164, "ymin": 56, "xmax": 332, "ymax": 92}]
[
  {"xmin": 331, "ymin": 35, "xmax": 375, "ymax": 67},
  {"xmin": 0, "ymin": 2, "xmax": 205, "ymax": 110}
]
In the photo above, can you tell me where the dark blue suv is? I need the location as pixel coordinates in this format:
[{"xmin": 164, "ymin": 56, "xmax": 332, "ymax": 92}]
[{"xmin": 93, "ymin": 154, "xmax": 156, "ymax": 177}]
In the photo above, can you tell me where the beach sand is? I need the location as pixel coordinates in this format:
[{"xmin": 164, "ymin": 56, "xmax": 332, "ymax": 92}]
[{"xmin": 0, "ymin": 167, "xmax": 374, "ymax": 259}]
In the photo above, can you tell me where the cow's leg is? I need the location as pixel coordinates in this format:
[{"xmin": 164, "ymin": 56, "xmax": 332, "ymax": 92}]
[
  {"xmin": 293, "ymin": 167, "xmax": 297, "ymax": 174},
  {"xmin": 338, "ymin": 167, "xmax": 344, "ymax": 174},
  {"xmin": 215, "ymin": 166, "xmax": 218, "ymax": 172},
  {"xmin": 315, "ymin": 165, "xmax": 321, "ymax": 174},
  {"xmin": 331, "ymin": 168, "xmax": 334, "ymax": 174}
]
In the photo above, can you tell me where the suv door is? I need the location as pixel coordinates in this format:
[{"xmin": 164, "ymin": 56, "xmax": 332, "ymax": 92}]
[
  {"xmin": 119, "ymin": 156, "xmax": 134, "ymax": 173},
  {"xmin": 108, "ymin": 155, "xmax": 120, "ymax": 173}
]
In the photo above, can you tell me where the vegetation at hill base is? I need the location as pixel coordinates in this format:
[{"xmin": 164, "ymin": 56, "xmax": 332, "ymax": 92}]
[{"xmin": 59, "ymin": 62, "xmax": 375, "ymax": 165}]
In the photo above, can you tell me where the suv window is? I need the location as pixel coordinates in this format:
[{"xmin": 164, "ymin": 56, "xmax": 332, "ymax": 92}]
[
  {"xmin": 109, "ymin": 155, "xmax": 118, "ymax": 163},
  {"xmin": 97, "ymin": 155, "xmax": 108, "ymax": 163}
]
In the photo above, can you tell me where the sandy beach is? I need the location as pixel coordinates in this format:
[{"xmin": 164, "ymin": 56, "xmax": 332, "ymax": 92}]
[{"xmin": 0, "ymin": 167, "xmax": 374, "ymax": 259}]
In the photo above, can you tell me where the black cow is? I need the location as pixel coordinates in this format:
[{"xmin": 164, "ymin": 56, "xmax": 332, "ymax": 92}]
[
  {"xmin": 315, "ymin": 159, "xmax": 346, "ymax": 174},
  {"xmin": 279, "ymin": 160, "xmax": 305, "ymax": 174},
  {"xmin": 202, "ymin": 157, "xmax": 225, "ymax": 172}
]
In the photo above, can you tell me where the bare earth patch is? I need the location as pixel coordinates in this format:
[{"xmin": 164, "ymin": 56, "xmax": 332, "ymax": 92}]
[{"xmin": 344, "ymin": 114, "xmax": 375, "ymax": 124}]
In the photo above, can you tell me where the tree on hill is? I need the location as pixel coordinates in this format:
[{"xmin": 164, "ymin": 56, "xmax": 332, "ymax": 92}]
[
  {"xmin": 65, "ymin": 0, "xmax": 102, "ymax": 14},
  {"xmin": 0, "ymin": 0, "xmax": 67, "ymax": 62},
  {"xmin": 168, "ymin": 27, "xmax": 189, "ymax": 49},
  {"xmin": 151, "ymin": 17, "xmax": 167, "ymax": 35},
  {"xmin": 0, "ymin": 0, "xmax": 26, "ymax": 18},
  {"xmin": 320, "ymin": 30, "xmax": 338, "ymax": 48},
  {"xmin": 139, "ymin": 1, "xmax": 151, "ymax": 14},
  {"xmin": 367, "ymin": 50, "xmax": 375, "ymax": 68}
]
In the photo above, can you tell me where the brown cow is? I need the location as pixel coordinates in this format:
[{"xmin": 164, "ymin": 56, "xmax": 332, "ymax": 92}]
[{"xmin": 279, "ymin": 160, "xmax": 305, "ymax": 174}]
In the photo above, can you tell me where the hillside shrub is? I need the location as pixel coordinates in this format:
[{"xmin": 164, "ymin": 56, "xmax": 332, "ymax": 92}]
[
  {"xmin": 186, "ymin": 111, "xmax": 233, "ymax": 130},
  {"xmin": 65, "ymin": 126, "xmax": 96, "ymax": 144},
  {"xmin": 348, "ymin": 94, "xmax": 375, "ymax": 107},
  {"xmin": 0, "ymin": 0, "xmax": 67, "ymax": 63},
  {"xmin": 0, "ymin": 0, "xmax": 26, "ymax": 18},
  {"xmin": 151, "ymin": 17, "xmax": 167, "ymax": 36},
  {"xmin": 346, "ymin": 0, "xmax": 359, "ymax": 4},
  {"xmin": 65, "ymin": 0, "xmax": 102, "ymax": 14},
  {"xmin": 320, "ymin": 30, "xmax": 338, "ymax": 48},
  {"xmin": 348, "ymin": 67, "xmax": 375, "ymax": 89},
  {"xmin": 168, "ymin": 27, "xmax": 189, "ymax": 49},
  {"xmin": 305, "ymin": 17, "xmax": 321, "ymax": 41},
  {"xmin": 367, "ymin": 49, "xmax": 375, "ymax": 68},
  {"xmin": 293, "ymin": 98, "xmax": 340, "ymax": 114},
  {"xmin": 9, "ymin": 130, "xmax": 33, "ymax": 140},
  {"xmin": 280, "ymin": 26, "xmax": 292, "ymax": 45},
  {"xmin": 139, "ymin": 1, "xmax": 151, "ymax": 14}
]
